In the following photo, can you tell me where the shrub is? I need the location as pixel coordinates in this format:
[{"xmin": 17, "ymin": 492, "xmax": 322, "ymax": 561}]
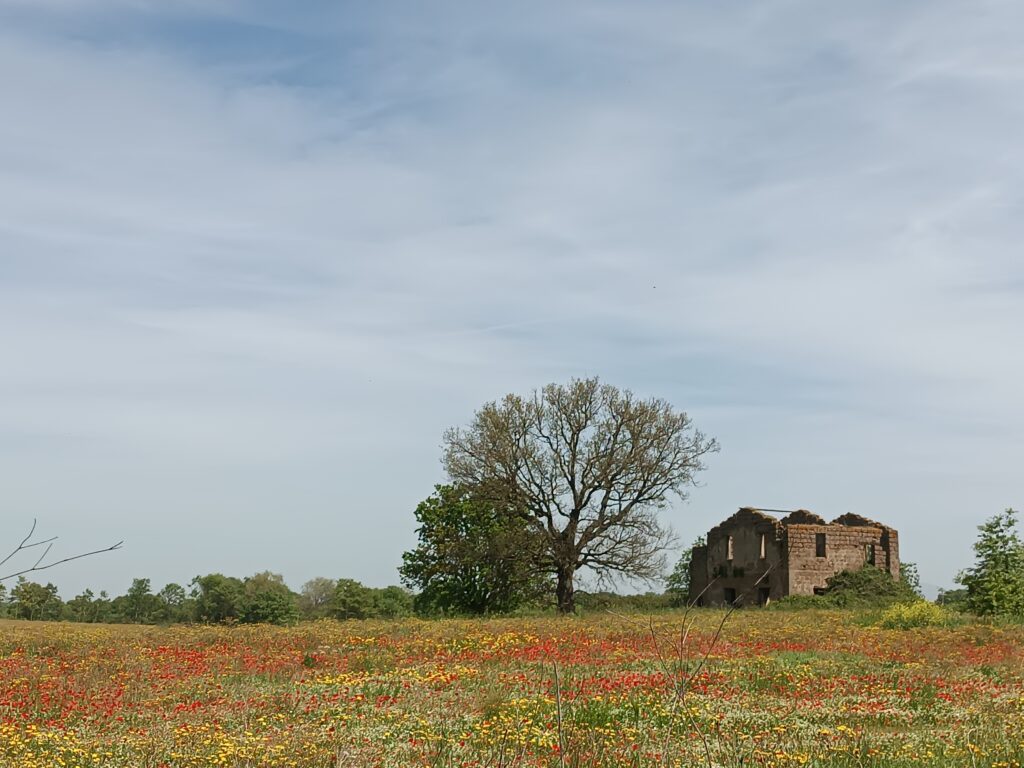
[
  {"xmin": 767, "ymin": 595, "xmax": 825, "ymax": 610},
  {"xmin": 878, "ymin": 601, "xmax": 954, "ymax": 629},
  {"xmin": 956, "ymin": 509, "xmax": 1024, "ymax": 616},
  {"xmin": 820, "ymin": 566, "xmax": 921, "ymax": 608}
]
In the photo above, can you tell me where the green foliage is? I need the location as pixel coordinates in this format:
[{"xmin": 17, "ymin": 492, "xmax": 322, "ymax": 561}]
[
  {"xmin": 240, "ymin": 572, "xmax": 298, "ymax": 625},
  {"xmin": 64, "ymin": 589, "xmax": 95, "ymax": 622},
  {"xmin": 936, "ymin": 587, "xmax": 969, "ymax": 610},
  {"xmin": 820, "ymin": 566, "xmax": 922, "ymax": 608},
  {"xmin": 400, "ymin": 484, "xmax": 550, "ymax": 615},
  {"xmin": 331, "ymin": 578, "xmax": 376, "ymax": 620},
  {"xmin": 242, "ymin": 589, "xmax": 298, "ymax": 625},
  {"xmin": 154, "ymin": 583, "xmax": 193, "ymax": 624},
  {"xmin": 768, "ymin": 594, "xmax": 824, "ymax": 610},
  {"xmin": 956, "ymin": 509, "xmax": 1024, "ymax": 616},
  {"xmin": 191, "ymin": 573, "xmax": 245, "ymax": 623},
  {"xmin": 877, "ymin": 601, "xmax": 955, "ymax": 629},
  {"xmin": 91, "ymin": 591, "xmax": 113, "ymax": 623},
  {"xmin": 124, "ymin": 578, "xmax": 161, "ymax": 623},
  {"xmin": 900, "ymin": 561, "xmax": 922, "ymax": 596},
  {"xmin": 298, "ymin": 577, "xmax": 336, "ymax": 620},
  {"xmin": 56, "ymin": 582, "xmax": 192, "ymax": 624},
  {"xmin": 664, "ymin": 536, "xmax": 705, "ymax": 606},
  {"xmin": 9, "ymin": 578, "xmax": 63, "ymax": 621},
  {"xmin": 0, "ymin": 569, "xmax": 405, "ymax": 626},
  {"xmin": 372, "ymin": 585, "xmax": 414, "ymax": 619},
  {"xmin": 330, "ymin": 580, "xmax": 413, "ymax": 620}
]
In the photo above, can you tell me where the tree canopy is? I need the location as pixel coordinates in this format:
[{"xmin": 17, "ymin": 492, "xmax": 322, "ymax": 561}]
[
  {"xmin": 956, "ymin": 509, "xmax": 1024, "ymax": 616},
  {"xmin": 400, "ymin": 484, "xmax": 550, "ymax": 614},
  {"xmin": 443, "ymin": 377, "xmax": 718, "ymax": 613}
]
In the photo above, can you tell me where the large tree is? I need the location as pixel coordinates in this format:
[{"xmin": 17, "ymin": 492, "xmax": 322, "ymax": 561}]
[{"xmin": 443, "ymin": 377, "xmax": 718, "ymax": 613}]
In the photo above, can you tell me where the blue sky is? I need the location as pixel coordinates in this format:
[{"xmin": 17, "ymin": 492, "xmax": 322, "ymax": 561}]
[{"xmin": 1, "ymin": 1, "xmax": 1021, "ymax": 599}]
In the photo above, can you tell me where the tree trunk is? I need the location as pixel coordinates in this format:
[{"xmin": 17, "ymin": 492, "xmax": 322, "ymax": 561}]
[{"xmin": 555, "ymin": 567, "xmax": 575, "ymax": 615}]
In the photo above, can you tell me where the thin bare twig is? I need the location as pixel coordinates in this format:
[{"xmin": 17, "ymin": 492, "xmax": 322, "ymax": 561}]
[
  {"xmin": 0, "ymin": 519, "xmax": 57, "ymax": 568},
  {"xmin": 0, "ymin": 519, "xmax": 123, "ymax": 582},
  {"xmin": 551, "ymin": 660, "xmax": 566, "ymax": 768}
]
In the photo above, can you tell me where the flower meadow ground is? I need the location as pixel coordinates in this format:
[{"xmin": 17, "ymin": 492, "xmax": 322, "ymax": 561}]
[{"xmin": 0, "ymin": 611, "xmax": 1022, "ymax": 768}]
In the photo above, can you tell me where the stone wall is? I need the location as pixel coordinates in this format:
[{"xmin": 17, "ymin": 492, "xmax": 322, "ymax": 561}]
[
  {"xmin": 689, "ymin": 545, "xmax": 709, "ymax": 604},
  {"xmin": 880, "ymin": 527, "xmax": 900, "ymax": 580},
  {"xmin": 698, "ymin": 507, "xmax": 786, "ymax": 606},
  {"xmin": 785, "ymin": 523, "xmax": 893, "ymax": 596}
]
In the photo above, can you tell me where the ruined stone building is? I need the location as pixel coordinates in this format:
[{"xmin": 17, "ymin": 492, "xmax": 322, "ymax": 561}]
[{"xmin": 688, "ymin": 507, "xmax": 900, "ymax": 606}]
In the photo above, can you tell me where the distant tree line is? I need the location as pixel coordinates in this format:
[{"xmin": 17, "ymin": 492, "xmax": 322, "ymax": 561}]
[{"xmin": 0, "ymin": 572, "xmax": 414, "ymax": 626}]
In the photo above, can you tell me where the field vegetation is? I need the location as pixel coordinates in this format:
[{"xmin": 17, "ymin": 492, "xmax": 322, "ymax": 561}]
[{"xmin": 1, "ymin": 608, "xmax": 1022, "ymax": 768}]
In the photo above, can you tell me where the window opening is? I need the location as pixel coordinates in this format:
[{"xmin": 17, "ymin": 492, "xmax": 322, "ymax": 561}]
[
  {"xmin": 759, "ymin": 533, "xmax": 767, "ymax": 560},
  {"xmin": 815, "ymin": 532, "xmax": 826, "ymax": 558},
  {"xmin": 865, "ymin": 543, "xmax": 876, "ymax": 565},
  {"xmin": 726, "ymin": 535, "xmax": 734, "ymax": 560}
]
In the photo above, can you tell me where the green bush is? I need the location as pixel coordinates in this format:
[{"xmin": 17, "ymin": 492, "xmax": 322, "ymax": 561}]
[
  {"xmin": 767, "ymin": 594, "xmax": 826, "ymax": 610},
  {"xmin": 878, "ymin": 601, "xmax": 954, "ymax": 629},
  {"xmin": 956, "ymin": 509, "xmax": 1024, "ymax": 616},
  {"xmin": 819, "ymin": 566, "xmax": 922, "ymax": 608}
]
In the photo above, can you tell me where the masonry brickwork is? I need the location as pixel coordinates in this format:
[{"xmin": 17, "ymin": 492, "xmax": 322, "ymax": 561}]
[{"xmin": 688, "ymin": 507, "xmax": 899, "ymax": 606}]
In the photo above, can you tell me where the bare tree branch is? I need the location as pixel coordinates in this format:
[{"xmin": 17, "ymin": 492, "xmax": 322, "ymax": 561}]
[
  {"xmin": 1, "ymin": 518, "xmax": 123, "ymax": 582},
  {"xmin": 0, "ymin": 519, "xmax": 58, "ymax": 568}
]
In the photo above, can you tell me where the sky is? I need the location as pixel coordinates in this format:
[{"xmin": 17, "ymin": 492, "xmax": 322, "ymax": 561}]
[{"xmin": 1, "ymin": 1, "xmax": 1022, "ymax": 600}]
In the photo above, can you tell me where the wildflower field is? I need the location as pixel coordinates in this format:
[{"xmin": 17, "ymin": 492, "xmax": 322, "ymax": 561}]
[{"xmin": 1, "ymin": 611, "xmax": 1022, "ymax": 768}]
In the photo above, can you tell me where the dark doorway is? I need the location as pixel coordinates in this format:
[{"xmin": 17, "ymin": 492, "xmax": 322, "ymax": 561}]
[
  {"xmin": 758, "ymin": 587, "xmax": 770, "ymax": 606},
  {"xmin": 723, "ymin": 587, "xmax": 737, "ymax": 605}
]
